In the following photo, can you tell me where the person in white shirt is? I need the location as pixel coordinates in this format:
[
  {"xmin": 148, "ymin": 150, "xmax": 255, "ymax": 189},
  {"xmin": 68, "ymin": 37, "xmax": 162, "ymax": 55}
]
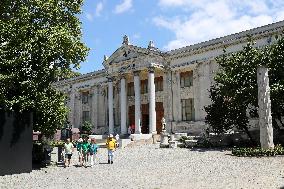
[{"xmin": 63, "ymin": 138, "xmax": 74, "ymax": 167}]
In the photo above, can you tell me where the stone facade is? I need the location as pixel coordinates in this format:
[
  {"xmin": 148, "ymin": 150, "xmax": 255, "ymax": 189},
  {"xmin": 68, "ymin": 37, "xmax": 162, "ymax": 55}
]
[{"xmin": 53, "ymin": 21, "xmax": 284, "ymax": 135}]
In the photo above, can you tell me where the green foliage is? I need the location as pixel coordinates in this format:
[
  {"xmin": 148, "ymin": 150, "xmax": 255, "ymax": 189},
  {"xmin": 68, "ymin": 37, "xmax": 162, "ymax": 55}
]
[
  {"xmin": 57, "ymin": 68, "xmax": 81, "ymax": 80},
  {"xmin": 81, "ymin": 121, "xmax": 93, "ymax": 134},
  {"xmin": 178, "ymin": 136, "xmax": 193, "ymax": 143},
  {"xmin": 205, "ymin": 37, "xmax": 284, "ymax": 143},
  {"xmin": 49, "ymin": 140, "xmax": 65, "ymax": 147},
  {"xmin": 232, "ymin": 144, "xmax": 284, "ymax": 157},
  {"xmin": 0, "ymin": 0, "xmax": 89, "ymax": 136}
]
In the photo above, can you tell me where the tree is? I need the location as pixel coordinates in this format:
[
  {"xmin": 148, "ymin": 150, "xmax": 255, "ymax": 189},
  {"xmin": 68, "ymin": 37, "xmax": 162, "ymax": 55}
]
[
  {"xmin": 57, "ymin": 68, "xmax": 81, "ymax": 81},
  {"xmin": 0, "ymin": 0, "xmax": 89, "ymax": 137},
  {"xmin": 205, "ymin": 36, "xmax": 284, "ymax": 144}
]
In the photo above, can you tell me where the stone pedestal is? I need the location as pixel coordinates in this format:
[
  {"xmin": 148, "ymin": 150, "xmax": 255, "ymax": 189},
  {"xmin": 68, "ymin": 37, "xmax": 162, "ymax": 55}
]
[
  {"xmin": 169, "ymin": 141, "xmax": 177, "ymax": 148},
  {"xmin": 160, "ymin": 130, "xmax": 169, "ymax": 148}
]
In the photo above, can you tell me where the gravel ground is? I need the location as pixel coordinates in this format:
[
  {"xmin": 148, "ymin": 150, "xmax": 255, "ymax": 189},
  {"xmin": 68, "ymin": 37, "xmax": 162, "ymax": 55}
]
[{"xmin": 0, "ymin": 144, "xmax": 284, "ymax": 189}]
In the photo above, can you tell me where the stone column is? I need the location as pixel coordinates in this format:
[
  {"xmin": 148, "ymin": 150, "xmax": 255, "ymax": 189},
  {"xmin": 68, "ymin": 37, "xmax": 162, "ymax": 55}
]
[
  {"xmin": 108, "ymin": 77, "xmax": 114, "ymax": 134},
  {"xmin": 69, "ymin": 90, "xmax": 76, "ymax": 127},
  {"xmin": 176, "ymin": 71, "xmax": 182, "ymax": 121},
  {"xmin": 257, "ymin": 66, "xmax": 274, "ymax": 149},
  {"xmin": 91, "ymin": 85, "xmax": 98, "ymax": 133},
  {"xmin": 148, "ymin": 67, "xmax": 157, "ymax": 134},
  {"xmin": 134, "ymin": 71, "xmax": 141, "ymax": 134},
  {"xmin": 120, "ymin": 75, "xmax": 127, "ymax": 135}
]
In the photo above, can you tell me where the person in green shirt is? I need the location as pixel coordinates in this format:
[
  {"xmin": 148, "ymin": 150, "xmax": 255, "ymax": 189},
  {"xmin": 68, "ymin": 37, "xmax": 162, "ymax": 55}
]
[
  {"xmin": 81, "ymin": 137, "xmax": 90, "ymax": 167},
  {"xmin": 76, "ymin": 138, "xmax": 83, "ymax": 166}
]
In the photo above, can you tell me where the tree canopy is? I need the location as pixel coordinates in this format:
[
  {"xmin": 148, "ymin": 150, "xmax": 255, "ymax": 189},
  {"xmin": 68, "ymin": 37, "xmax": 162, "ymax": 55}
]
[
  {"xmin": 205, "ymin": 36, "xmax": 284, "ymax": 143},
  {"xmin": 0, "ymin": 0, "xmax": 89, "ymax": 136}
]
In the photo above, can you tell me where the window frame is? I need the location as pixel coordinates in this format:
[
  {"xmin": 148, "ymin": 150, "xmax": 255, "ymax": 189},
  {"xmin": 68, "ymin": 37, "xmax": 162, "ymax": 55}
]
[
  {"xmin": 181, "ymin": 98, "xmax": 194, "ymax": 121},
  {"xmin": 82, "ymin": 111, "xmax": 90, "ymax": 122},
  {"xmin": 180, "ymin": 71, "xmax": 193, "ymax": 88},
  {"xmin": 81, "ymin": 91, "xmax": 89, "ymax": 104}
]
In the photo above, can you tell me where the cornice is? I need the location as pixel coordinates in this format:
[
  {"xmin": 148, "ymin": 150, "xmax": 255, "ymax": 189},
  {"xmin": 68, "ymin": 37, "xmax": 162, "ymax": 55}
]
[
  {"xmin": 168, "ymin": 20, "xmax": 284, "ymax": 59},
  {"xmin": 52, "ymin": 69, "xmax": 106, "ymax": 87}
]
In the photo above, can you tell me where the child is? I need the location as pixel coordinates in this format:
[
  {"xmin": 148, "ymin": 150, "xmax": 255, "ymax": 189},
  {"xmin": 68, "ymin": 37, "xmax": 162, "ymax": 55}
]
[
  {"xmin": 81, "ymin": 137, "xmax": 90, "ymax": 167},
  {"xmin": 63, "ymin": 138, "xmax": 74, "ymax": 168},
  {"xmin": 106, "ymin": 134, "xmax": 116, "ymax": 164},
  {"xmin": 88, "ymin": 138, "xmax": 99, "ymax": 167},
  {"xmin": 76, "ymin": 138, "xmax": 83, "ymax": 166},
  {"xmin": 115, "ymin": 134, "xmax": 120, "ymax": 148}
]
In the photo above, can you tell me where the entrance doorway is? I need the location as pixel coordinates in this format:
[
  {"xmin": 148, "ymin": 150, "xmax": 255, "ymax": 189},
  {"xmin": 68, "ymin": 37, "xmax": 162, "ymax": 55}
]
[
  {"xmin": 128, "ymin": 102, "xmax": 164, "ymax": 134},
  {"xmin": 141, "ymin": 104, "xmax": 149, "ymax": 134},
  {"xmin": 155, "ymin": 102, "xmax": 164, "ymax": 134}
]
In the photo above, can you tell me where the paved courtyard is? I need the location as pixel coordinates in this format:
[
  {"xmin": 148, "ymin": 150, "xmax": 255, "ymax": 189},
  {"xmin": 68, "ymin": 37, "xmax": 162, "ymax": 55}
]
[{"xmin": 0, "ymin": 144, "xmax": 284, "ymax": 189}]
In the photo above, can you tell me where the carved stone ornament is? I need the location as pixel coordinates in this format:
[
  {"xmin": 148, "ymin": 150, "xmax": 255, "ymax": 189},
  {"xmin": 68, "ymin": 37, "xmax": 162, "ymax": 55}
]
[{"xmin": 122, "ymin": 35, "xmax": 130, "ymax": 45}]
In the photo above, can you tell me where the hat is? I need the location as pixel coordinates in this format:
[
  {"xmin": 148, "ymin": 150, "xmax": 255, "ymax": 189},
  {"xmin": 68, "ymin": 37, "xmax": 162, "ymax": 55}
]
[
  {"xmin": 109, "ymin": 134, "xmax": 113, "ymax": 138},
  {"xmin": 78, "ymin": 138, "xmax": 83, "ymax": 142}
]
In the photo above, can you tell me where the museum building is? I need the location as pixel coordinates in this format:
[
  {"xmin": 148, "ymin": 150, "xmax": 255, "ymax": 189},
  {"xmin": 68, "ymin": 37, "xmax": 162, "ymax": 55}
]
[{"xmin": 54, "ymin": 21, "xmax": 284, "ymax": 135}]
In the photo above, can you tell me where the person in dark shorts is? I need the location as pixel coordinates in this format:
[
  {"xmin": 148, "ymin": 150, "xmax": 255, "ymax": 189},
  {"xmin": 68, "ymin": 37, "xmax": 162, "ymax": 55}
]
[{"xmin": 64, "ymin": 138, "xmax": 74, "ymax": 167}]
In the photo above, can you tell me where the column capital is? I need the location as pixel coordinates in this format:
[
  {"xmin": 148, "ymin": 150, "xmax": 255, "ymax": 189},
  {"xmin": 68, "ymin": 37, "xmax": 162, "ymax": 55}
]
[
  {"xmin": 107, "ymin": 76, "xmax": 113, "ymax": 82},
  {"xmin": 119, "ymin": 73, "xmax": 127, "ymax": 80},
  {"xmin": 148, "ymin": 66, "xmax": 155, "ymax": 73},
  {"xmin": 133, "ymin": 70, "xmax": 141, "ymax": 76}
]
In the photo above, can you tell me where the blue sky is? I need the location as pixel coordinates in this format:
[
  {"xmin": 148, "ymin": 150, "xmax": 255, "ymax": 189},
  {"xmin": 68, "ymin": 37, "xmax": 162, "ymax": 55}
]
[{"xmin": 77, "ymin": 0, "xmax": 284, "ymax": 74}]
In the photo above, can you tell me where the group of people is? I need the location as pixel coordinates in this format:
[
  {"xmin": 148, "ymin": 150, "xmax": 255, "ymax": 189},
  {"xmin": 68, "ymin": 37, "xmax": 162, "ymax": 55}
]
[{"xmin": 63, "ymin": 134, "xmax": 118, "ymax": 168}]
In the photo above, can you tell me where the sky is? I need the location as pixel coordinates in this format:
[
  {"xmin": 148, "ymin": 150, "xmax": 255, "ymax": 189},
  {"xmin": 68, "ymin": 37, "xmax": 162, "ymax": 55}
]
[{"xmin": 77, "ymin": 0, "xmax": 284, "ymax": 74}]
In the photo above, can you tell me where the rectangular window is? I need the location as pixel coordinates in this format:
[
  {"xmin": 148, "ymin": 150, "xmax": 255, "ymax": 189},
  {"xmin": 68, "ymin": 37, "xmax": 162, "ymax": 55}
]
[
  {"xmin": 127, "ymin": 82, "xmax": 134, "ymax": 96},
  {"xmin": 180, "ymin": 71, "xmax": 193, "ymax": 88},
  {"xmin": 82, "ymin": 111, "xmax": 90, "ymax": 122},
  {"xmin": 141, "ymin": 80, "xmax": 148, "ymax": 94},
  {"xmin": 181, "ymin": 98, "xmax": 194, "ymax": 121},
  {"xmin": 155, "ymin": 77, "xmax": 163, "ymax": 92},
  {"xmin": 82, "ymin": 91, "xmax": 89, "ymax": 104}
]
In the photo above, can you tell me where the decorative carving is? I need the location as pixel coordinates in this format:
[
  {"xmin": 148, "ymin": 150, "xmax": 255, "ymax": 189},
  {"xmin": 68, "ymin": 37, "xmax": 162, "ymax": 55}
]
[
  {"xmin": 148, "ymin": 40, "xmax": 155, "ymax": 50},
  {"xmin": 104, "ymin": 55, "xmax": 108, "ymax": 61},
  {"xmin": 148, "ymin": 66, "xmax": 155, "ymax": 73},
  {"xmin": 107, "ymin": 76, "xmax": 113, "ymax": 82},
  {"xmin": 122, "ymin": 35, "xmax": 130, "ymax": 45},
  {"xmin": 133, "ymin": 70, "xmax": 141, "ymax": 76}
]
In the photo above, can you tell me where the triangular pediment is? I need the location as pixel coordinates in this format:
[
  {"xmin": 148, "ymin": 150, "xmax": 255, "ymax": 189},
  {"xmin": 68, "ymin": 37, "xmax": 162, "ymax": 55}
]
[{"xmin": 103, "ymin": 45, "xmax": 164, "ymax": 68}]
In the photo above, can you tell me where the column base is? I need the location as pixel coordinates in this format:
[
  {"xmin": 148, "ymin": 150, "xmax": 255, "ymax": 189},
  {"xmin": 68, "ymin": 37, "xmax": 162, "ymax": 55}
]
[
  {"xmin": 151, "ymin": 131, "xmax": 157, "ymax": 135},
  {"xmin": 130, "ymin": 134, "xmax": 152, "ymax": 141}
]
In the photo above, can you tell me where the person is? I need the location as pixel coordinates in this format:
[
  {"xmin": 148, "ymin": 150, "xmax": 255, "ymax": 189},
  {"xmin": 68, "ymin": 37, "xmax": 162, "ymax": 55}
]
[
  {"xmin": 76, "ymin": 138, "xmax": 83, "ymax": 166},
  {"xmin": 82, "ymin": 137, "xmax": 90, "ymax": 167},
  {"xmin": 128, "ymin": 126, "xmax": 132, "ymax": 135},
  {"xmin": 63, "ymin": 138, "xmax": 74, "ymax": 168},
  {"xmin": 115, "ymin": 134, "xmax": 120, "ymax": 148},
  {"xmin": 131, "ymin": 124, "xmax": 135, "ymax": 134},
  {"xmin": 106, "ymin": 134, "xmax": 116, "ymax": 164},
  {"xmin": 88, "ymin": 138, "xmax": 99, "ymax": 167}
]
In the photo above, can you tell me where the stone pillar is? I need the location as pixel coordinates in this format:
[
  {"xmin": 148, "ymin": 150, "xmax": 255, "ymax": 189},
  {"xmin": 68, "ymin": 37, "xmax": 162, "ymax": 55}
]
[
  {"xmin": 69, "ymin": 90, "xmax": 76, "ymax": 127},
  {"xmin": 176, "ymin": 71, "xmax": 182, "ymax": 121},
  {"xmin": 134, "ymin": 71, "xmax": 141, "ymax": 134},
  {"xmin": 108, "ymin": 77, "xmax": 114, "ymax": 134},
  {"xmin": 257, "ymin": 66, "xmax": 274, "ymax": 149},
  {"xmin": 91, "ymin": 85, "xmax": 98, "ymax": 133},
  {"xmin": 120, "ymin": 76, "xmax": 127, "ymax": 135},
  {"xmin": 74, "ymin": 91, "xmax": 82, "ymax": 128},
  {"xmin": 148, "ymin": 67, "xmax": 157, "ymax": 134}
]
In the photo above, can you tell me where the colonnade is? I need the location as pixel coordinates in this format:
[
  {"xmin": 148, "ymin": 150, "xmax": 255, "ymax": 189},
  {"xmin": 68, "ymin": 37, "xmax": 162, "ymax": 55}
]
[{"xmin": 108, "ymin": 68, "xmax": 157, "ymax": 134}]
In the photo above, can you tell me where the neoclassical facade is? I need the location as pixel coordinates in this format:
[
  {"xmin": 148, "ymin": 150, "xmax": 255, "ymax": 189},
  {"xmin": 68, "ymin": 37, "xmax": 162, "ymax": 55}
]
[{"xmin": 54, "ymin": 21, "xmax": 284, "ymax": 135}]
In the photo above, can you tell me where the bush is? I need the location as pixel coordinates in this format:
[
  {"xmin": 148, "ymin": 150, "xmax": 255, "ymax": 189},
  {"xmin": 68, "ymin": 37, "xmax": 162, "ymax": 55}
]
[
  {"xmin": 232, "ymin": 144, "xmax": 284, "ymax": 157},
  {"xmin": 80, "ymin": 121, "xmax": 93, "ymax": 134}
]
